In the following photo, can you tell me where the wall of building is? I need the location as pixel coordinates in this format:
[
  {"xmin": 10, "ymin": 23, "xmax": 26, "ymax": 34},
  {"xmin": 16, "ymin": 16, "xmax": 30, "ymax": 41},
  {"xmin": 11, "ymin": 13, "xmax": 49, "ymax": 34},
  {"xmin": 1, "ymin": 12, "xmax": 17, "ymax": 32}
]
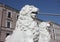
[
  {"xmin": 48, "ymin": 22, "xmax": 60, "ymax": 42},
  {"xmin": 0, "ymin": 4, "xmax": 19, "ymax": 42},
  {"xmin": 0, "ymin": 7, "xmax": 3, "ymax": 27}
]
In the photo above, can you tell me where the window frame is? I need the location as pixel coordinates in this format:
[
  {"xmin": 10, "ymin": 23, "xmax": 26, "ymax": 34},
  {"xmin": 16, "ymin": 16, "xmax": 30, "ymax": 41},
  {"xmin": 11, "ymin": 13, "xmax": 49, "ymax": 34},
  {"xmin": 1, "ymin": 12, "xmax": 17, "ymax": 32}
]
[
  {"xmin": 7, "ymin": 12, "xmax": 11, "ymax": 18},
  {"xmin": 6, "ymin": 33, "xmax": 10, "ymax": 37},
  {"xmin": 6, "ymin": 21, "xmax": 11, "ymax": 28}
]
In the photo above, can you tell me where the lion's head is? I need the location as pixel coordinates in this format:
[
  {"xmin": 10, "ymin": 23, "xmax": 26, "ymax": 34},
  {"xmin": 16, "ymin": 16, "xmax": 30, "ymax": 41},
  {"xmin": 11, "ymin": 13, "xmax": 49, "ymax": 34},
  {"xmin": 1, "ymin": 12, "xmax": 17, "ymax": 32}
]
[
  {"xmin": 39, "ymin": 22, "xmax": 50, "ymax": 28},
  {"xmin": 20, "ymin": 5, "xmax": 39, "ymax": 18}
]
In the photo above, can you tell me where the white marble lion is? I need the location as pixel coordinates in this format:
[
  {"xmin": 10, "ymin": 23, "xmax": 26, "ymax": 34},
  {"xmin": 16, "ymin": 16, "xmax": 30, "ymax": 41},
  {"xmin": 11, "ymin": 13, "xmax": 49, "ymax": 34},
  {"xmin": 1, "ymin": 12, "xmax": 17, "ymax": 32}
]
[
  {"xmin": 39, "ymin": 22, "xmax": 51, "ymax": 42},
  {"xmin": 5, "ymin": 5, "xmax": 39, "ymax": 42}
]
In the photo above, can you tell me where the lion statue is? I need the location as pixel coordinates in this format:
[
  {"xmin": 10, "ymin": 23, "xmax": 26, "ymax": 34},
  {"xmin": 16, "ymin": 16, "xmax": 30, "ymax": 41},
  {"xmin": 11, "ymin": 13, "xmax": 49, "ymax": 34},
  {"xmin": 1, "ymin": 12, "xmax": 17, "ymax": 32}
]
[
  {"xmin": 5, "ymin": 5, "xmax": 39, "ymax": 42},
  {"xmin": 39, "ymin": 22, "xmax": 51, "ymax": 42}
]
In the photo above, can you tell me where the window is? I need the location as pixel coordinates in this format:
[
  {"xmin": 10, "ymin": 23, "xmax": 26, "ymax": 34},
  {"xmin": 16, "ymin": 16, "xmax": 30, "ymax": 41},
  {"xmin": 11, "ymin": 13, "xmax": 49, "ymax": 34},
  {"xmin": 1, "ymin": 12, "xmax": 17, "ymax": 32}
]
[
  {"xmin": 6, "ymin": 33, "xmax": 10, "ymax": 37},
  {"xmin": 7, "ymin": 21, "xmax": 10, "ymax": 28},
  {"xmin": 17, "ymin": 15, "xmax": 19, "ymax": 19},
  {"xmin": 8, "ymin": 12, "xmax": 11, "ymax": 18}
]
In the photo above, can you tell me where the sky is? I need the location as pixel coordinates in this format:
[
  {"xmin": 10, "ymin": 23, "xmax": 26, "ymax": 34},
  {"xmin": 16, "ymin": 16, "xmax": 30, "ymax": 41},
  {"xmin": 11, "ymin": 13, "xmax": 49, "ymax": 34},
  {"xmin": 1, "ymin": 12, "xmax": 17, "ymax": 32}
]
[{"xmin": 0, "ymin": 0, "xmax": 60, "ymax": 24}]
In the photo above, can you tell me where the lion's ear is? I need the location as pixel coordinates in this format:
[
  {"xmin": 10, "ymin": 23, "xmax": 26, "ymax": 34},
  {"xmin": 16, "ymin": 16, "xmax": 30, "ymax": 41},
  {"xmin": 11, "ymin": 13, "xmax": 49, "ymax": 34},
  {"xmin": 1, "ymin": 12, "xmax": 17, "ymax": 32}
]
[{"xmin": 20, "ymin": 5, "xmax": 31, "ymax": 16}]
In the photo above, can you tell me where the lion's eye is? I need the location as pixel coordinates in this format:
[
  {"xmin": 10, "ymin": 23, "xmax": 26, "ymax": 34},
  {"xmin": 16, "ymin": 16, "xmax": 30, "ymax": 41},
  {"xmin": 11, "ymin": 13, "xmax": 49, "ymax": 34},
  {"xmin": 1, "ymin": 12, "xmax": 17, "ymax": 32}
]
[{"xmin": 32, "ymin": 12, "xmax": 38, "ymax": 14}]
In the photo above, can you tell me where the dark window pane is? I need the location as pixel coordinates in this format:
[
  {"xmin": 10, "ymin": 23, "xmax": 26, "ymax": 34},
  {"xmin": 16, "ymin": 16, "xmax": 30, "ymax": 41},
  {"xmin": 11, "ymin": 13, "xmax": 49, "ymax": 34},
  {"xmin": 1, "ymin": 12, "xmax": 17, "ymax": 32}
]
[
  {"xmin": 8, "ymin": 12, "xmax": 11, "ymax": 18},
  {"xmin": 17, "ymin": 15, "xmax": 19, "ymax": 19},
  {"xmin": 7, "ymin": 22, "xmax": 10, "ymax": 28},
  {"xmin": 6, "ymin": 33, "xmax": 10, "ymax": 37}
]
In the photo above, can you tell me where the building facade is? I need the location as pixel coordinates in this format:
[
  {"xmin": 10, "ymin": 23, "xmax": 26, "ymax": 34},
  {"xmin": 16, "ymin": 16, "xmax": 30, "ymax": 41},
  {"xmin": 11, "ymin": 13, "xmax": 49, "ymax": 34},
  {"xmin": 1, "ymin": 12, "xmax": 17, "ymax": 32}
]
[
  {"xmin": 0, "ymin": 3, "xmax": 19, "ymax": 42},
  {"xmin": 48, "ymin": 21, "xmax": 60, "ymax": 42}
]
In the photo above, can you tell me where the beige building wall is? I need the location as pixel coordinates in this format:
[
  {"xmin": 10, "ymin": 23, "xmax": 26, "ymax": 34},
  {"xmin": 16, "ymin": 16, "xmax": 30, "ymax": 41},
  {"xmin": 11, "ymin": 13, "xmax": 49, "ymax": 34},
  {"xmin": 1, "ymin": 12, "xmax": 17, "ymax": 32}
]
[
  {"xmin": 48, "ymin": 22, "xmax": 60, "ymax": 42},
  {"xmin": 0, "ymin": 3, "xmax": 19, "ymax": 42},
  {"xmin": 0, "ymin": 7, "xmax": 3, "ymax": 27}
]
